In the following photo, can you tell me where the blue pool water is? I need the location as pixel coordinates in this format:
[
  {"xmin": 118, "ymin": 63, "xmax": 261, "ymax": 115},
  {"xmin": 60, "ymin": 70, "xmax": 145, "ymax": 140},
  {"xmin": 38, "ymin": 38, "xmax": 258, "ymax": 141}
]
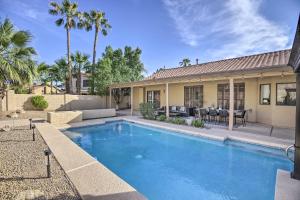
[{"xmin": 64, "ymin": 121, "xmax": 292, "ymax": 200}]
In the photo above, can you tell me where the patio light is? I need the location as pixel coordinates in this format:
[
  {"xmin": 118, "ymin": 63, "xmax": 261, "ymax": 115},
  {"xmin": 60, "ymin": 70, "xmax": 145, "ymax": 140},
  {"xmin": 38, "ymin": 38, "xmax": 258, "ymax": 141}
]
[
  {"xmin": 44, "ymin": 149, "xmax": 52, "ymax": 178},
  {"xmin": 32, "ymin": 124, "xmax": 36, "ymax": 141},
  {"xmin": 29, "ymin": 118, "xmax": 32, "ymax": 129}
]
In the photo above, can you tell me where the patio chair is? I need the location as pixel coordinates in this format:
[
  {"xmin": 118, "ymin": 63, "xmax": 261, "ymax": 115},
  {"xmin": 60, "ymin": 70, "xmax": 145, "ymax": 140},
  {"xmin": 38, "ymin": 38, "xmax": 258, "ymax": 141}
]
[
  {"xmin": 219, "ymin": 109, "xmax": 229, "ymax": 124},
  {"xmin": 199, "ymin": 108, "xmax": 208, "ymax": 121},
  {"xmin": 178, "ymin": 106, "xmax": 188, "ymax": 117},
  {"xmin": 235, "ymin": 110, "xmax": 246, "ymax": 126},
  {"xmin": 194, "ymin": 108, "xmax": 200, "ymax": 118},
  {"xmin": 208, "ymin": 108, "xmax": 218, "ymax": 123},
  {"xmin": 155, "ymin": 106, "xmax": 166, "ymax": 117},
  {"xmin": 170, "ymin": 106, "xmax": 177, "ymax": 113}
]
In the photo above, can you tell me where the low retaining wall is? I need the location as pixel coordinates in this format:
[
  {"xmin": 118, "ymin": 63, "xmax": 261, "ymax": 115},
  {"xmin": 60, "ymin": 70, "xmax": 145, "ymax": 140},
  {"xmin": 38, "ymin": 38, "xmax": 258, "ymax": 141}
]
[
  {"xmin": 82, "ymin": 109, "xmax": 116, "ymax": 120},
  {"xmin": 47, "ymin": 111, "xmax": 83, "ymax": 124},
  {"xmin": 36, "ymin": 123, "xmax": 146, "ymax": 200},
  {"xmin": 47, "ymin": 109, "xmax": 116, "ymax": 124}
]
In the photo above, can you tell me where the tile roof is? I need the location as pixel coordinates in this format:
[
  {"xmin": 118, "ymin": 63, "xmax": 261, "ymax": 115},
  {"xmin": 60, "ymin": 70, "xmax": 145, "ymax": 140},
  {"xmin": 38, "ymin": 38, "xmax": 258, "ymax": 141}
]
[{"xmin": 146, "ymin": 49, "xmax": 291, "ymax": 80}]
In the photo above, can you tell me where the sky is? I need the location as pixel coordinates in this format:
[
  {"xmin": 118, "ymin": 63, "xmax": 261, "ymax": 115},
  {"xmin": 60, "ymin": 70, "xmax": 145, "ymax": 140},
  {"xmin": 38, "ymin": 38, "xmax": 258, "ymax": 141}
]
[{"xmin": 0, "ymin": 0, "xmax": 299, "ymax": 76}]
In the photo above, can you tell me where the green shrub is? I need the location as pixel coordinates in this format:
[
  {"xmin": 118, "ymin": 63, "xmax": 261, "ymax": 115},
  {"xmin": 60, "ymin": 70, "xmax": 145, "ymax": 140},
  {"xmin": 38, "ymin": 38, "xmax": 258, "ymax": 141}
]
[
  {"xmin": 191, "ymin": 119, "xmax": 205, "ymax": 128},
  {"xmin": 169, "ymin": 117, "xmax": 186, "ymax": 125},
  {"xmin": 139, "ymin": 102, "xmax": 156, "ymax": 120},
  {"xmin": 157, "ymin": 114, "xmax": 166, "ymax": 121},
  {"xmin": 31, "ymin": 95, "xmax": 48, "ymax": 110}
]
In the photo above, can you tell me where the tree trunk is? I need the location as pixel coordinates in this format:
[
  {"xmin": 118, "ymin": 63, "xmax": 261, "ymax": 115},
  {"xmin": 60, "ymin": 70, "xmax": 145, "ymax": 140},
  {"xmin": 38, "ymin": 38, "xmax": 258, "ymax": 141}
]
[
  {"xmin": 56, "ymin": 81, "xmax": 58, "ymax": 94},
  {"xmin": 91, "ymin": 26, "xmax": 99, "ymax": 95},
  {"xmin": 66, "ymin": 24, "xmax": 72, "ymax": 94},
  {"xmin": 77, "ymin": 68, "xmax": 81, "ymax": 94},
  {"xmin": 50, "ymin": 80, "xmax": 53, "ymax": 94}
]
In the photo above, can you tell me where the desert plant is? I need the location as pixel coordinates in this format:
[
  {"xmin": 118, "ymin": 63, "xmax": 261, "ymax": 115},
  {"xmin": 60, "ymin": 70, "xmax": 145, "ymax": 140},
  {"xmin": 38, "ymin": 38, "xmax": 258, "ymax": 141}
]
[
  {"xmin": 191, "ymin": 119, "xmax": 205, "ymax": 128},
  {"xmin": 157, "ymin": 114, "xmax": 166, "ymax": 121},
  {"xmin": 169, "ymin": 117, "xmax": 186, "ymax": 125},
  {"xmin": 139, "ymin": 102, "xmax": 156, "ymax": 120},
  {"xmin": 31, "ymin": 95, "xmax": 48, "ymax": 110}
]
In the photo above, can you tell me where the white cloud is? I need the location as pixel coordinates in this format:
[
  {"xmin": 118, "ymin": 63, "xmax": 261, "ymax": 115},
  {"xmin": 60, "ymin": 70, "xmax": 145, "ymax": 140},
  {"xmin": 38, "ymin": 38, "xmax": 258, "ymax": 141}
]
[{"xmin": 162, "ymin": 0, "xmax": 290, "ymax": 58}]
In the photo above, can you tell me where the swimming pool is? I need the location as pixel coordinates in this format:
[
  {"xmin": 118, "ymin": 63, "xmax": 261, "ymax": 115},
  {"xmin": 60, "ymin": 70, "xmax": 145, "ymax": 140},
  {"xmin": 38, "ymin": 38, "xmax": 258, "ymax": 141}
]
[{"xmin": 64, "ymin": 120, "xmax": 292, "ymax": 200}]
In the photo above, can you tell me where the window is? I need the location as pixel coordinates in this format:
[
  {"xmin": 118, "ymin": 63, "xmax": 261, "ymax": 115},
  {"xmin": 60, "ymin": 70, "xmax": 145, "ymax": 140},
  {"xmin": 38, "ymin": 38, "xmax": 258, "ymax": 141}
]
[
  {"xmin": 260, "ymin": 84, "xmax": 271, "ymax": 105},
  {"xmin": 217, "ymin": 84, "xmax": 230, "ymax": 109},
  {"xmin": 147, "ymin": 90, "xmax": 160, "ymax": 108},
  {"xmin": 122, "ymin": 88, "xmax": 131, "ymax": 96},
  {"xmin": 234, "ymin": 83, "xmax": 245, "ymax": 110},
  {"xmin": 82, "ymin": 80, "xmax": 90, "ymax": 87},
  {"xmin": 184, "ymin": 85, "xmax": 203, "ymax": 107},
  {"xmin": 217, "ymin": 83, "xmax": 245, "ymax": 110},
  {"xmin": 276, "ymin": 83, "xmax": 296, "ymax": 106}
]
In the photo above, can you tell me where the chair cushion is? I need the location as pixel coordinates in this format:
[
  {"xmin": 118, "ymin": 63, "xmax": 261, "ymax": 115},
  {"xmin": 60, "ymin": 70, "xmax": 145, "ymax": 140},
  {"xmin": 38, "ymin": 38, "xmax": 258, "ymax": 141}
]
[
  {"xmin": 171, "ymin": 106, "xmax": 177, "ymax": 112},
  {"xmin": 179, "ymin": 106, "xmax": 186, "ymax": 112}
]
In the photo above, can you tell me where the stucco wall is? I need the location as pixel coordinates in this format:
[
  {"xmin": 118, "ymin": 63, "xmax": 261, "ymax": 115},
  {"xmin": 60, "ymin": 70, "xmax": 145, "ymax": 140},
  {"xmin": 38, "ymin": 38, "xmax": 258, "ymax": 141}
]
[
  {"xmin": 2, "ymin": 90, "xmax": 109, "ymax": 111},
  {"xmin": 134, "ymin": 75, "xmax": 296, "ymax": 128},
  {"xmin": 256, "ymin": 75, "xmax": 296, "ymax": 128}
]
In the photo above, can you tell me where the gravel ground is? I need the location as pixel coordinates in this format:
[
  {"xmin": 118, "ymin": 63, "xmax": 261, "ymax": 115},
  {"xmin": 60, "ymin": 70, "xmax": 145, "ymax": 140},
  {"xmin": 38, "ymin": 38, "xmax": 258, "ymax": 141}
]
[{"xmin": 0, "ymin": 126, "xmax": 81, "ymax": 200}]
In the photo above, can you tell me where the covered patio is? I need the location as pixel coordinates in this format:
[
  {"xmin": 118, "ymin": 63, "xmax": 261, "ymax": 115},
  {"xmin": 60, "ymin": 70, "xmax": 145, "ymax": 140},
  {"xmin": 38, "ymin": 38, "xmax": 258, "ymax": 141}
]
[{"xmin": 110, "ymin": 53, "xmax": 295, "ymax": 131}]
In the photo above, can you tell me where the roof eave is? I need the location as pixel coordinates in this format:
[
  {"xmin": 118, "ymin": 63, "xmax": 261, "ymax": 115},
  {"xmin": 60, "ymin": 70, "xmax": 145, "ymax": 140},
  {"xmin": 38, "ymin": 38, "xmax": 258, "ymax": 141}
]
[
  {"xmin": 288, "ymin": 15, "xmax": 300, "ymax": 73},
  {"xmin": 110, "ymin": 64, "xmax": 291, "ymax": 87}
]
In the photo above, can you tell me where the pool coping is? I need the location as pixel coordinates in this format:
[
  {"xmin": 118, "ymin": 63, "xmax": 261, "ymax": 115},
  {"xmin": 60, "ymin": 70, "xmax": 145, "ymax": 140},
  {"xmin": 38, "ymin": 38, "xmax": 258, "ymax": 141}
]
[{"xmin": 36, "ymin": 123, "xmax": 147, "ymax": 200}]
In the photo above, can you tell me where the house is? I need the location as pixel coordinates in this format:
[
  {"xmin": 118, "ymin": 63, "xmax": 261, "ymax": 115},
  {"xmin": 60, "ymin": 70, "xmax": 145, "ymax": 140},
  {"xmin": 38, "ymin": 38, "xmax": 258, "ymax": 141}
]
[
  {"xmin": 110, "ymin": 49, "xmax": 296, "ymax": 129},
  {"xmin": 31, "ymin": 83, "xmax": 62, "ymax": 95},
  {"xmin": 71, "ymin": 73, "xmax": 90, "ymax": 95}
]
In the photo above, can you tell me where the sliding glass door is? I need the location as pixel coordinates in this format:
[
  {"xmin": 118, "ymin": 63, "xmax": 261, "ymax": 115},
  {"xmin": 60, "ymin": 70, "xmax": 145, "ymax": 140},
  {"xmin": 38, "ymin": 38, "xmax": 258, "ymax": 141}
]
[
  {"xmin": 217, "ymin": 83, "xmax": 245, "ymax": 110},
  {"xmin": 184, "ymin": 85, "xmax": 203, "ymax": 108},
  {"xmin": 147, "ymin": 90, "xmax": 160, "ymax": 108}
]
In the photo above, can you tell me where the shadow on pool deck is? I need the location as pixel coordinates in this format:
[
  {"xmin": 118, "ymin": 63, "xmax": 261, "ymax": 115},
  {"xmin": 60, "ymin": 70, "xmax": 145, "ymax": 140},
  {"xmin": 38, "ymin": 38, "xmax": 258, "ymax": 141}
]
[{"xmin": 82, "ymin": 191, "xmax": 146, "ymax": 200}]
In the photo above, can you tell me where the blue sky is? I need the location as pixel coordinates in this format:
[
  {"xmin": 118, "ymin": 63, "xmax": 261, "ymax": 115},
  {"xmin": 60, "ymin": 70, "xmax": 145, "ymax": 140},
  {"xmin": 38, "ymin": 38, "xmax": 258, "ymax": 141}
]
[{"xmin": 0, "ymin": 0, "xmax": 299, "ymax": 76}]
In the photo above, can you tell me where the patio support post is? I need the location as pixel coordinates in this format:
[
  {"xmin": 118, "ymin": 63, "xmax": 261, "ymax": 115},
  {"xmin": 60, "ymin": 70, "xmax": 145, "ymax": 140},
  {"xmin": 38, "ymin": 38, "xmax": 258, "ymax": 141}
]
[
  {"xmin": 109, "ymin": 87, "xmax": 112, "ymax": 109},
  {"xmin": 228, "ymin": 78, "xmax": 234, "ymax": 131},
  {"xmin": 166, "ymin": 83, "xmax": 169, "ymax": 118},
  {"xmin": 293, "ymin": 73, "xmax": 300, "ymax": 180},
  {"xmin": 131, "ymin": 86, "xmax": 133, "ymax": 116}
]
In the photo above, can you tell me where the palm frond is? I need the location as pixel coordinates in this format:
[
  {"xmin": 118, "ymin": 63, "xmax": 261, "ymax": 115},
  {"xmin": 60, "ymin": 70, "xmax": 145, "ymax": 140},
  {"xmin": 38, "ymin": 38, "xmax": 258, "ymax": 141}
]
[
  {"xmin": 55, "ymin": 18, "xmax": 64, "ymax": 26},
  {"xmin": 11, "ymin": 31, "xmax": 32, "ymax": 47}
]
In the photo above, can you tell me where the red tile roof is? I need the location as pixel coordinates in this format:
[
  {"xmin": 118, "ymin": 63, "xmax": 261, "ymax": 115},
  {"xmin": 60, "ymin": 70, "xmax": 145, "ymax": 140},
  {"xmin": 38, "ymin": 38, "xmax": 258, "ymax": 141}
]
[{"xmin": 146, "ymin": 49, "xmax": 291, "ymax": 80}]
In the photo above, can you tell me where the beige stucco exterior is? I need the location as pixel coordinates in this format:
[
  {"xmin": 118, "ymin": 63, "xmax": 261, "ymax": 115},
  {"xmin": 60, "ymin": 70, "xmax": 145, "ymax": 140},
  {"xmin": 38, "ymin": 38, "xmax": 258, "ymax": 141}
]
[{"xmin": 114, "ymin": 71, "xmax": 296, "ymax": 129}]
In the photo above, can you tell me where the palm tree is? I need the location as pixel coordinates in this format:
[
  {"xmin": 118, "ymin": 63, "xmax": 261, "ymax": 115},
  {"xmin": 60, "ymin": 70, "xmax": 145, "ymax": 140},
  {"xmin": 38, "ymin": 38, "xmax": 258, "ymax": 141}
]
[
  {"xmin": 53, "ymin": 58, "xmax": 68, "ymax": 92},
  {"xmin": 0, "ymin": 18, "xmax": 37, "ymax": 97},
  {"xmin": 49, "ymin": 0, "xmax": 79, "ymax": 94},
  {"xmin": 80, "ymin": 10, "xmax": 111, "ymax": 94},
  {"xmin": 71, "ymin": 51, "xmax": 90, "ymax": 94},
  {"xmin": 179, "ymin": 58, "xmax": 191, "ymax": 67}
]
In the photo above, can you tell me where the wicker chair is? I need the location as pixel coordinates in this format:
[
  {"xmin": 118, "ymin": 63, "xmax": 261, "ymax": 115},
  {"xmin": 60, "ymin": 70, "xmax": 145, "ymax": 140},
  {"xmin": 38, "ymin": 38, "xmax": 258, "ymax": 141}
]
[
  {"xmin": 219, "ymin": 110, "xmax": 229, "ymax": 124},
  {"xmin": 235, "ymin": 110, "xmax": 246, "ymax": 126},
  {"xmin": 208, "ymin": 108, "xmax": 218, "ymax": 123}
]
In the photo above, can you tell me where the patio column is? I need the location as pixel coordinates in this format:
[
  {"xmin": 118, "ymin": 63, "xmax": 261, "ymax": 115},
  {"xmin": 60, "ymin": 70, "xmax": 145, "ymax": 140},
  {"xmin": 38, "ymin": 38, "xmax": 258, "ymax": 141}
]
[
  {"xmin": 293, "ymin": 73, "xmax": 300, "ymax": 180},
  {"xmin": 166, "ymin": 83, "xmax": 169, "ymax": 118},
  {"xmin": 228, "ymin": 78, "xmax": 234, "ymax": 131},
  {"xmin": 109, "ymin": 87, "xmax": 112, "ymax": 109},
  {"xmin": 131, "ymin": 86, "xmax": 134, "ymax": 116}
]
